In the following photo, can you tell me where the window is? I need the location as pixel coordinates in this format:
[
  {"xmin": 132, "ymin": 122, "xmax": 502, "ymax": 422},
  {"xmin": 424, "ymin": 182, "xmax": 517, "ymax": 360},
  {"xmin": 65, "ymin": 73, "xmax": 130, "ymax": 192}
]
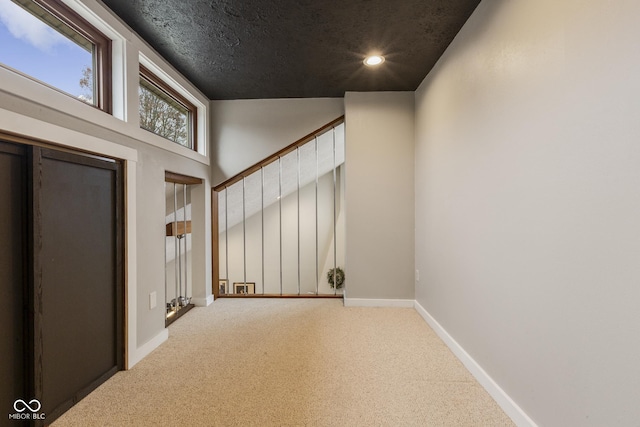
[
  {"xmin": 0, "ymin": 0, "xmax": 111, "ymax": 111},
  {"xmin": 139, "ymin": 65, "xmax": 197, "ymax": 150}
]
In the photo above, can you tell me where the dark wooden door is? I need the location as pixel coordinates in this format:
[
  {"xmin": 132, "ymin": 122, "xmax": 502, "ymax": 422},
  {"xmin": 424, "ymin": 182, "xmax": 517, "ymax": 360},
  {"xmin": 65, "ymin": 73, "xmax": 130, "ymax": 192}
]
[
  {"xmin": 31, "ymin": 147, "xmax": 123, "ymax": 424},
  {"xmin": 0, "ymin": 142, "xmax": 28, "ymax": 418}
]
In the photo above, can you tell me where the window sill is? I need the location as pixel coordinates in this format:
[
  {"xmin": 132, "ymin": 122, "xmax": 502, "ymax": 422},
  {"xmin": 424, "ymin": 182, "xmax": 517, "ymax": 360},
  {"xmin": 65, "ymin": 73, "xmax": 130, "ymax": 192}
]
[{"xmin": 0, "ymin": 68, "xmax": 209, "ymax": 165}]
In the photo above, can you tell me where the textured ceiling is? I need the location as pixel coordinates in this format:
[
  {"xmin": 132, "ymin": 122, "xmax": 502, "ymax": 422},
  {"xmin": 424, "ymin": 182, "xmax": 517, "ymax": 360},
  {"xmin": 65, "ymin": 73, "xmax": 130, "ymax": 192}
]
[{"xmin": 101, "ymin": 0, "xmax": 480, "ymax": 100}]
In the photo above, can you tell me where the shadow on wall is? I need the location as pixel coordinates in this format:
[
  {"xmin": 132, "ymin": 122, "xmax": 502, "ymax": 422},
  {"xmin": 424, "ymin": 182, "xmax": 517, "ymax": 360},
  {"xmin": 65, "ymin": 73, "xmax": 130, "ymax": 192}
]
[{"xmin": 210, "ymin": 98, "xmax": 345, "ymax": 185}]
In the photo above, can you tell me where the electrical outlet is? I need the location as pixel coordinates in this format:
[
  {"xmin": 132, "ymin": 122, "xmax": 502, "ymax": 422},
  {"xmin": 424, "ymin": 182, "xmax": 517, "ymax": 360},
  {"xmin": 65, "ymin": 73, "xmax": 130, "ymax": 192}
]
[{"xmin": 149, "ymin": 292, "xmax": 157, "ymax": 309}]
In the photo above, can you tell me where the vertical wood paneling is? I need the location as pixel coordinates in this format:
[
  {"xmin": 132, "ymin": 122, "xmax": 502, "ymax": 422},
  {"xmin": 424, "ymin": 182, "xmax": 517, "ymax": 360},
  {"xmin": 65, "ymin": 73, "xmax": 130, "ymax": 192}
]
[
  {"xmin": 31, "ymin": 146, "xmax": 123, "ymax": 425},
  {"xmin": 0, "ymin": 142, "xmax": 27, "ymax": 418}
]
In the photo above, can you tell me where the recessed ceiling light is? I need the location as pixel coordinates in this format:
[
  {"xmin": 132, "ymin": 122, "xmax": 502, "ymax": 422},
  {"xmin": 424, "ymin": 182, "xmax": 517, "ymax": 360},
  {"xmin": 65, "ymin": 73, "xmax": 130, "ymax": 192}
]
[{"xmin": 364, "ymin": 55, "xmax": 385, "ymax": 67}]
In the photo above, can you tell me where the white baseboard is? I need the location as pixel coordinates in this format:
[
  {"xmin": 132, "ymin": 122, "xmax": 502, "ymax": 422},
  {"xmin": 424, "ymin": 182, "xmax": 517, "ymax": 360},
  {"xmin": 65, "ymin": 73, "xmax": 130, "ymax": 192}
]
[
  {"xmin": 344, "ymin": 298, "xmax": 415, "ymax": 308},
  {"xmin": 192, "ymin": 295, "xmax": 214, "ymax": 307},
  {"xmin": 414, "ymin": 301, "xmax": 537, "ymax": 427},
  {"xmin": 127, "ymin": 328, "xmax": 169, "ymax": 369}
]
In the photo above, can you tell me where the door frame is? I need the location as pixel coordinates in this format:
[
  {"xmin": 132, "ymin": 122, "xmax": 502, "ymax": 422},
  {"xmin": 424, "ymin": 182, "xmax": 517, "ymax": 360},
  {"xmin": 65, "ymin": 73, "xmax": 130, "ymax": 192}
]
[{"xmin": 0, "ymin": 119, "xmax": 140, "ymax": 367}]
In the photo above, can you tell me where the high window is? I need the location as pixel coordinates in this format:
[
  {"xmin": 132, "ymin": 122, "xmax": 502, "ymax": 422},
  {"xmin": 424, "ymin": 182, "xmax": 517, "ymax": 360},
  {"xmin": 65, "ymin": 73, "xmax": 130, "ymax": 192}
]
[
  {"xmin": 0, "ymin": 0, "xmax": 111, "ymax": 111},
  {"xmin": 139, "ymin": 65, "xmax": 197, "ymax": 150}
]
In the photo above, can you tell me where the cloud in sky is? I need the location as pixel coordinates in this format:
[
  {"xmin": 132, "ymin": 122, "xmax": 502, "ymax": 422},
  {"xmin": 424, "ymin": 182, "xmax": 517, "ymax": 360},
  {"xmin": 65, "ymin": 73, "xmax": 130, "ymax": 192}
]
[{"xmin": 0, "ymin": 0, "xmax": 70, "ymax": 53}]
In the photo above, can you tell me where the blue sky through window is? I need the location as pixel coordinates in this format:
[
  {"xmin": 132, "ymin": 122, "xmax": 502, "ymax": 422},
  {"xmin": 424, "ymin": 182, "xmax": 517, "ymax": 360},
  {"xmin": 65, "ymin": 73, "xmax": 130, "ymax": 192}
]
[{"xmin": 0, "ymin": 0, "xmax": 92, "ymax": 100}]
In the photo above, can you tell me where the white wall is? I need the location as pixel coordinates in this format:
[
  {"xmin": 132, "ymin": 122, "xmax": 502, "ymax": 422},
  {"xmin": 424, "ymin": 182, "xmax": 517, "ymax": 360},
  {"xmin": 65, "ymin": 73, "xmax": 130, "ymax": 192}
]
[
  {"xmin": 344, "ymin": 92, "xmax": 415, "ymax": 301},
  {"xmin": 211, "ymin": 98, "xmax": 344, "ymax": 185},
  {"xmin": 414, "ymin": 0, "xmax": 640, "ymax": 425},
  {"xmin": 0, "ymin": 0, "xmax": 212, "ymax": 367}
]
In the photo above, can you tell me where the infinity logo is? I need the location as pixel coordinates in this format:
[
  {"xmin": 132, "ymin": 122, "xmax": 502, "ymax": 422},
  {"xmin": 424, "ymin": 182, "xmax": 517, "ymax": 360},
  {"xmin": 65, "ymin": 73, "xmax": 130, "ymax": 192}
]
[{"xmin": 13, "ymin": 399, "xmax": 41, "ymax": 413}]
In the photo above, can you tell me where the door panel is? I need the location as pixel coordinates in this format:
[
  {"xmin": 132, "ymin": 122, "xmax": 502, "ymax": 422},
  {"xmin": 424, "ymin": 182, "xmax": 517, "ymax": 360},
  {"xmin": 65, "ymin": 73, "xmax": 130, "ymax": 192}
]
[
  {"xmin": 0, "ymin": 142, "xmax": 27, "ymax": 417},
  {"xmin": 32, "ymin": 147, "xmax": 123, "ymax": 422}
]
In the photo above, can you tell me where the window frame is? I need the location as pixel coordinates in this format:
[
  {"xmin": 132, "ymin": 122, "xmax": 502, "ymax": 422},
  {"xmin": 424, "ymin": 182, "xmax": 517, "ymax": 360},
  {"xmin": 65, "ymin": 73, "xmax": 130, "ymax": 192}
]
[
  {"xmin": 3, "ymin": 0, "xmax": 113, "ymax": 113},
  {"xmin": 139, "ymin": 64, "xmax": 198, "ymax": 151}
]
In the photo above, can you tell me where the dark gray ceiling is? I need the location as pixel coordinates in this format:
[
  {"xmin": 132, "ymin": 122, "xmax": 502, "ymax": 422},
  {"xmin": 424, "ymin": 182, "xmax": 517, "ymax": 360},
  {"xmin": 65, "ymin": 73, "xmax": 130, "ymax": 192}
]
[{"xmin": 101, "ymin": 0, "xmax": 481, "ymax": 100}]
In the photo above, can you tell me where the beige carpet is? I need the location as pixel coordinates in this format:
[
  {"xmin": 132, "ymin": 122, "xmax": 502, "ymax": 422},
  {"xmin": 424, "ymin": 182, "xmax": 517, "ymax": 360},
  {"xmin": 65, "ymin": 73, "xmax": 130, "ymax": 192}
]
[{"xmin": 53, "ymin": 299, "xmax": 514, "ymax": 426}]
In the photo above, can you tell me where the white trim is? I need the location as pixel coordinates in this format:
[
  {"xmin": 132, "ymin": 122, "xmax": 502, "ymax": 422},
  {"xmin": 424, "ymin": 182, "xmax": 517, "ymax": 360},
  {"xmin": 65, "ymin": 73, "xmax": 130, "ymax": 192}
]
[
  {"xmin": 0, "ymin": 74, "xmax": 208, "ymax": 164},
  {"xmin": 138, "ymin": 53, "xmax": 208, "ymax": 157},
  {"xmin": 192, "ymin": 295, "xmax": 214, "ymax": 307},
  {"xmin": 414, "ymin": 301, "xmax": 537, "ymax": 427},
  {"xmin": 0, "ymin": 106, "xmax": 137, "ymax": 161},
  {"xmin": 59, "ymin": 0, "xmax": 128, "ymax": 122},
  {"xmin": 343, "ymin": 298, "xmax": 415, "ymax": 308},
  {"xmin": 127, "ymin": 329, "xmax": 169, "ymax": 369},
  {"xmin": 124, "ymin": 160, "xmax": 137, "ymax": 369}
]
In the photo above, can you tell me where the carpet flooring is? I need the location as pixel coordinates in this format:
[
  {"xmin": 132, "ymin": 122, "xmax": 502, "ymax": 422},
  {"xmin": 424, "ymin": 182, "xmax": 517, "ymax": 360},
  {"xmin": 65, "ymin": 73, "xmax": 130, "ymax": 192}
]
[{"xmin": 52, "ymin": 298, "xmax": 514, "ymax": 426}]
